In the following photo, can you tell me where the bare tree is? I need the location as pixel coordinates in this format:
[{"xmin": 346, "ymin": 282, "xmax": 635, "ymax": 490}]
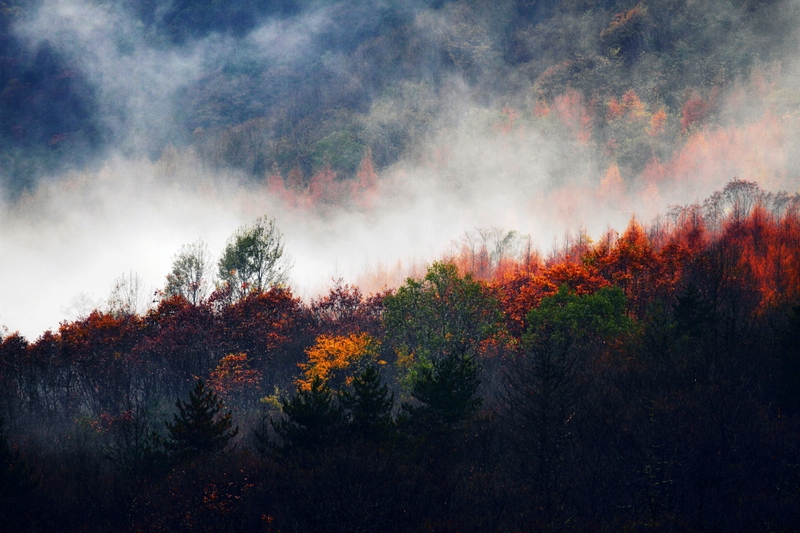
[
  {"xmin": 456, "ymin": 226, "xmax": 528, "ymax": 277},
  {"xmin": 61, "ymin": 292, "xmax": 102, "ymax": 321},
  {"xmin": 107, "ymin": 272, "xmax": 147, "ymax": 317}
]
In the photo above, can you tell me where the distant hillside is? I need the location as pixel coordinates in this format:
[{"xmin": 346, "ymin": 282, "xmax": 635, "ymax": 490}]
[{"xmin": 1, "ymin": 0, "xmax": 797, "ymax": 194}]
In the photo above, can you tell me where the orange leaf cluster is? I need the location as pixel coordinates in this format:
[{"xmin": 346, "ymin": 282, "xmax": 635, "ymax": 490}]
[{"xmin": 297, "ymin": 332, "xmax": 382, "ymax": 391}]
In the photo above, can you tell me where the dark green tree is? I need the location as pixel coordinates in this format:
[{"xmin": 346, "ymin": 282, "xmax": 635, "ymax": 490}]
[
  {"xmin": 101, "ymin": 407, "xmax": 167, "ymax": 479},
  {"xmin": 384, "ymin": 262, "xmax": 501, "ymax": 367},
  {"xmin": 339, "ymin": 365, "xmax": 395, "ymax": 443},
  {"xmin": 271, "ymin": 377, "xmax": 346, "ymax": 453},
  {"xmin": 165, "ymin": 379, "xmax": 238, "ymax": 463},
  {"xmin": 385, "ymin": 262, "xmax": 496, "ymax": 432},
  {"xmin": 403, "ymin": 353, "xmax": 482, "ymax": 430},
  {"xmin": 499, "ymin": 285, "xmax": 633, "ymax": 524},
  {"xmin": 673, "ymin": 283, "xmax": 715, "ymax": 342}
]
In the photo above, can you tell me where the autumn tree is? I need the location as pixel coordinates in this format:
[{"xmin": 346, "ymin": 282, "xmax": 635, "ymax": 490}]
[
  {"xmin": 138, "ymin": 295, "xmax": 218, "ymax": 400},
  {"xmin": 216, "ymin": 287, "xmax": 311, "ymax": 390},
  {"xmin": 600, "ymin": 5, "xmax": 649, "ymax": 61},
  {"xmin": 208, "ymin": 352, "xmax": 263, "ymax": 408},
  {"xmin": 217, "ymin": 216, "xmax": 292, "ymax": 300},
  {"xmin": 297, "ymin": 332, "xmax": 382, "ymax": 392},
  {"xmin": 59, "ymin": 311, "xmax": 145, "ymax": 416},
  {"xmin": 310, "ymin": 280, "xmax": 386, "ymax": 337}
]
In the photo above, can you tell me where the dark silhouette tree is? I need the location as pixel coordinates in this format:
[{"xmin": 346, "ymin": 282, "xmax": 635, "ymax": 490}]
[
  {"xmin": 499, "ymin": 285, "xmax": 633, "ymax": 526},
  {"xmin": 271, "ymin": 376, "xmax": 345, "ymax": 454},
  {"xmin": 777, "ymin": 305, "xmax": 800, "ymax": 414},
  {"xmin": 165, "ymin": 379, "xmax": 238, "ymax": 463},
  {"xmin": 339, "ymin": 365, "xmax": 395, "ymax": 443},
  {"xmin": 0, "ymin": 417, "xmax": 36, "ymax": 532},
  {"xmin": 403, "ymin": 352, "xmax": 482, "ymax": 430}
]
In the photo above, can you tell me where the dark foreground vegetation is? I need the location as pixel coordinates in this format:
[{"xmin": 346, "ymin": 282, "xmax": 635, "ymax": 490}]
[{"xmin": 2, "ymin": 180, "xmax": 800, "ymax": 531}]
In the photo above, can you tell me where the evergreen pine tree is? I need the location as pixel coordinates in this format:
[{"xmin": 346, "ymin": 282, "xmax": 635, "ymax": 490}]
[
  {"xmin": 339, "ymin": 365, "xmax": 395, "ymax": 443},
  {"xmin": 403, "ymin": 353, "xmax": 482, "ymax": 430},
  {"xmin": 272, "ymin": 376, "xmax": 345, "ymax": 453},
  {"xmin": 165, "ymin": 379, "xmax": 238, "ymax": 462}
]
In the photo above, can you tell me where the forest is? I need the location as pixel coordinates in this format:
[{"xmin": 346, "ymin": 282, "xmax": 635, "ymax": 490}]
[
  {"xmin": 2, "ymin": 179, "xmax": 800, "ymax": 531},
  {"xmin": 3, "ymin": 0, "xmax": 800, "ymax": 530}
]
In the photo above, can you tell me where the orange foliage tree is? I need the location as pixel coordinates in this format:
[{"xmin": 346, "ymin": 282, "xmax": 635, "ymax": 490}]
[
  {"xmin": 593, "ymin": 219, "xmax": 660, "ymax": 317},
  {"xmin": 297, "ymin": 333, "xmax": 383, "ymax": 392}
]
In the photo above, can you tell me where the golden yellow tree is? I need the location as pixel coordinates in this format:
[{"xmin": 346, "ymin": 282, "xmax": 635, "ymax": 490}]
[{"xmin": 298, "ymin": 333, "xmax": 383, "ymax": 391}]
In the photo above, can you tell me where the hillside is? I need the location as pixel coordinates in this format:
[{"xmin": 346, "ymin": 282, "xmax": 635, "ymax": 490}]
[{"xmin": 2, "ymin": 0, "xmax": 799, "ymax": 193}]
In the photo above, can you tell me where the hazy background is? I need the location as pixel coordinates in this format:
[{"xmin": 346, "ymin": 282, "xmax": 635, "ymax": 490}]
[{"xmin": 2, "ymin": 0, "xmax": 800, "ymax": 339}]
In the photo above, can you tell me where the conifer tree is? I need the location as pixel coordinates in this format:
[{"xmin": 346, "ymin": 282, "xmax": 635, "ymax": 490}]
[
  {"xmin": 339, "ymin": 365, "xmax": 395, "ymax": 443},
  {"xmin": 403, "ymin": 352, "xmax": 482, "ymax": 430},
  {"xmin": 165, "ymin": 379, "xmax": 238, "ymax": 462},
  {"xmin": 272, "ymin": 377, "xmax": 345, "ymax": 453}
]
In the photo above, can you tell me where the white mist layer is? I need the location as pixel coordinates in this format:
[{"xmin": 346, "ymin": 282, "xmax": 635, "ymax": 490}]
[{"xmin": 4, "ymin": 98, "xmax": 799, "ymax": 340}]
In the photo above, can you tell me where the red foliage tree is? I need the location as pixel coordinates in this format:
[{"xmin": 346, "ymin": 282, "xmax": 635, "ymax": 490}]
[
  {"xmin": 310, "ymin": 281, "xmax": 387, "ymax": 338},
  {"xmin": 681, "ymin": 93, "xmax": 710, "ymax": 132},
  {"xmin": 216, "ymin": 287, "xmax": 312, "ymax": 390},
  {"xmin": 59, "ymin": 311, "xmax": 145, "ymax": 415},
  {"xmin": 137, "ymin": 295, "xmax": 219, "ymax": 400}
]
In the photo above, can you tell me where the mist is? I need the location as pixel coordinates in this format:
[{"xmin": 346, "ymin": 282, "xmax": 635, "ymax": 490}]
[{"xmin": 2, "ymin": 0, "xmax": 800, "ymax": 340}]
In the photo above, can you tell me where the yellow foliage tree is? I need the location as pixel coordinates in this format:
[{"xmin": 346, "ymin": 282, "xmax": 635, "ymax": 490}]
[{"xmin": 298, "ymin": 333, "xmax": 383, "ymax": 391}]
